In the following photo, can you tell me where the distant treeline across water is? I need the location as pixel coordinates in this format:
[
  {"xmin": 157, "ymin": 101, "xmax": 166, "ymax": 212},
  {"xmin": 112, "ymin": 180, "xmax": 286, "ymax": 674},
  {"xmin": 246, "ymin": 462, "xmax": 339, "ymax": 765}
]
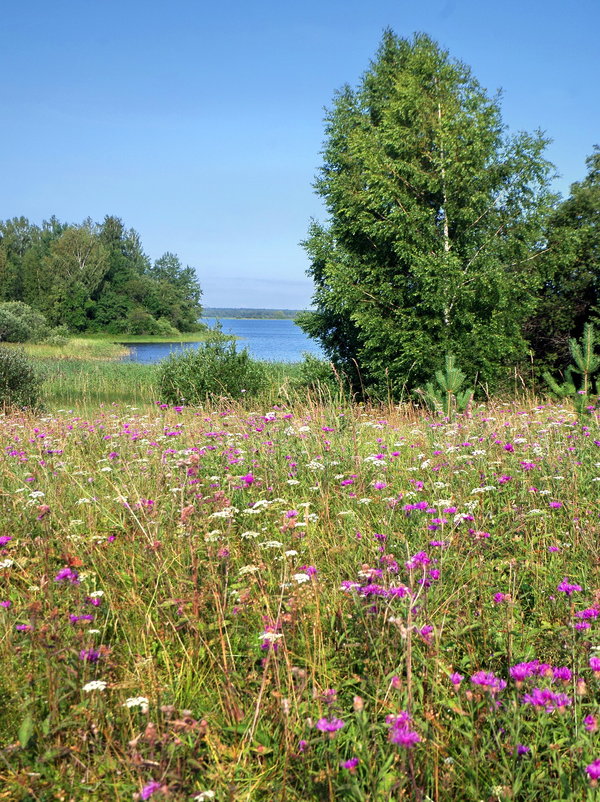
[{"xmin": 202, "ymin": 307, "xmax": 303, "ymax": 320}]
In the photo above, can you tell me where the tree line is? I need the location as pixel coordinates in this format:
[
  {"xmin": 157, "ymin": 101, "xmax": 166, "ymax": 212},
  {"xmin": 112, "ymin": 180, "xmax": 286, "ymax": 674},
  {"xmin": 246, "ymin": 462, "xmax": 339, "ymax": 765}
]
[
  {"xmin": 298, "ymin": 31, "xmax": 600, "ymax": 397},
  {"xmin": 0, "ymin": 215, "xmax": 202, "ymax": 335}
]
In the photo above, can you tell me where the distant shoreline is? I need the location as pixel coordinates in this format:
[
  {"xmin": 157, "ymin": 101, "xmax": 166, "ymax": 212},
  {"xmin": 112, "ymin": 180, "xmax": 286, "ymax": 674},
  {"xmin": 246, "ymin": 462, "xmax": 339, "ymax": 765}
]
[{"xmin": 203, "ymin": 308, "xmax": 305, "ymax": 320}]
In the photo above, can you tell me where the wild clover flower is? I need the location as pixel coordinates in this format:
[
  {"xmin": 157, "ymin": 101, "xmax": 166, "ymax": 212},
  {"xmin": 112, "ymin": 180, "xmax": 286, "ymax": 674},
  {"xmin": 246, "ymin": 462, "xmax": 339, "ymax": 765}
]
[{"xmin": 54, "ymin": 567, "xmax": 80, "ymax": 584}]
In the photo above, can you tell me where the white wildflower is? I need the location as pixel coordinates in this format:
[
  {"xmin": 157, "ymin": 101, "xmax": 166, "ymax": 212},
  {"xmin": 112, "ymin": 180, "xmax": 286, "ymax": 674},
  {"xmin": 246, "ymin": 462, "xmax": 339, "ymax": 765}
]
[
  {"xmin": 123, "ymin": 696, "xmax": 149, "ymax": 712},
  {"xmin": 293, "ymin": 573, "xmax": 311, "ymax": 584},
  {"xmin": 82, "ymin": 680, "xmax": 107, "ymax": 693}
]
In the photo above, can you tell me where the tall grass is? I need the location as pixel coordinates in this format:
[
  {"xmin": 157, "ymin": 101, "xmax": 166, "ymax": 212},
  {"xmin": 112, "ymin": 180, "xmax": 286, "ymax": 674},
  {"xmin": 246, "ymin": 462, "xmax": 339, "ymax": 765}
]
[{"xmin": 1, "ymin": 396, "xmax": 600, "ymax": 799}]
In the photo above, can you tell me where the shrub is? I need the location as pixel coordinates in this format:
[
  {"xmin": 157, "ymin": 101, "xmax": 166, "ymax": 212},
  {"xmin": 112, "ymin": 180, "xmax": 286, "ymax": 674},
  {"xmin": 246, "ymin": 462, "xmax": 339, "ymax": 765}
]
[
  {"xmin": 294, "ymin": 353, "xmax": 339, "ymax": 391},
  {"xmin": 42, "ymin": 325, "xmax": 71, "ymax": 347},
  {"xmin": 124, "ymin": 308, "xmax": 162, "ymax": 335},
  {"xmin": 0, "ymin": 302, "xmax": 49, "ymax": 342},
  {"xmin": 156, "ymin": 335, "xmax": 266, "ymax": 404},
  {"xmin": 155, "ymin": 316, "xmax": 180, "ymax": 336},
  {"xmin": 0, "ymin": 346, "xmax": 41, "ymax": 408},
  {"xmin": 0, "ymin": 308, "xmax": 32, "ymax": 343}
]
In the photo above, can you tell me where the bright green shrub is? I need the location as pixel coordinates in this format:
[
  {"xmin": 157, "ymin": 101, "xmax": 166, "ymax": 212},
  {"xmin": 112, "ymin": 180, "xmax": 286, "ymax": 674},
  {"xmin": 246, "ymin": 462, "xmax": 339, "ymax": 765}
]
[
  {"xmin": 0, "ymin": 346, "xmax": 41, "ymax": 408},
  {"xmin": 157, "ymin": 335, "xmax": 266, "ymax": 403}
]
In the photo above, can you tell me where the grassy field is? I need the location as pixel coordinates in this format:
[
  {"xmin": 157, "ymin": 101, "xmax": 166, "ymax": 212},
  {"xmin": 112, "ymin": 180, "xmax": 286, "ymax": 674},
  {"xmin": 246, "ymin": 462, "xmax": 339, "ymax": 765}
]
[{"xmin": 1, "ymin": 394, "xmax": 600, "ymax": 800}]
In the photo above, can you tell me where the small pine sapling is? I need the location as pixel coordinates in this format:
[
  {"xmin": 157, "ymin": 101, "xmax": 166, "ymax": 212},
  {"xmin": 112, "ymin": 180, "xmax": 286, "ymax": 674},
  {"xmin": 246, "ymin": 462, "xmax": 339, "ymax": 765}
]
[
  {"xmin": 544, "ymin": 323, "xmax": 600, "ymax": 415},
  {"xmin": 415, "ymin": 354, "xmax": 474, "ymax": 419}
]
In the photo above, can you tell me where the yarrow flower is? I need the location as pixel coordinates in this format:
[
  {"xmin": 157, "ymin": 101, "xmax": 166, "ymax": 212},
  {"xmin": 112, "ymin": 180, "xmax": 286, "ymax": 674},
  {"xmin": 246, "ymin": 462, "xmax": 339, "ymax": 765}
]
[{"xmin": 82, "ymin": 680, "xmax": 107, "ymax": 693}]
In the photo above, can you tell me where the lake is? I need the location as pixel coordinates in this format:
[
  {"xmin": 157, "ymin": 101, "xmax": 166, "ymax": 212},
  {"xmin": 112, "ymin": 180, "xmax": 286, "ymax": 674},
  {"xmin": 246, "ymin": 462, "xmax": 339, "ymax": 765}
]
[{"xmin": 122, "ymin": 318, "xmax": 324, "ymax": 364}]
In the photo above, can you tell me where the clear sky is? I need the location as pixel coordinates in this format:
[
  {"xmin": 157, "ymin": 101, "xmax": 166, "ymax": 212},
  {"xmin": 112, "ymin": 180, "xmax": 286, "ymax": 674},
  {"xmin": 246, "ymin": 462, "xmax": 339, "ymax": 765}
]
[{"xmin": 1, "ymin": 0, "xmax": 598, "ymax": 308}]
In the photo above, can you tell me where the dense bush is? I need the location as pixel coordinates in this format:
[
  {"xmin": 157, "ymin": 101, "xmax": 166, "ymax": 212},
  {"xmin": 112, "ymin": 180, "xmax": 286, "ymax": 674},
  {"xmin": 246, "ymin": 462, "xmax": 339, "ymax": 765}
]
[
  {"xmin": 0, "ymin": 308, "xmax": 32, "ymax": 343},
  {"xmin": 41, "ymin": 325, "xmax": 71, "ymax": 347},
  {"xmin": 0, "ymin": 301, "xmax": 49, "ymax": 342},
  {"xmin": 0, "ymin": 346, "xmax": 41, "ymax": 408},
  {"xmin": 294, "ymin": 353, "xmax": 339, "ymax": 391},
  {"xmin": 157, "ymin": 335, "xmax": 266, "ymax": 403}
]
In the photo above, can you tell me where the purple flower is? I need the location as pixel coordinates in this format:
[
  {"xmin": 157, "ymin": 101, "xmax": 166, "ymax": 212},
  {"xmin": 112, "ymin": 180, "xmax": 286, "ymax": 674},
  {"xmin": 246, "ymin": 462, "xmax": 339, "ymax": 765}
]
[
  {"xmin": 549, "ymin": 501, "xmax": 563, "ymax": 509},
  {"xmin": 470, "ymin": 671, "xmax": 507, "ymax": 693},
  {"xmin": 552, "ymin": 666, "xmax": 572, "ymax": 683},
  {"xmin": 340, "ymin": 757, "xmax": 359, "ymax": 771},
  {"xmin": 241, "ymin": 473, "xmax": 254, "ymax": 486},
  {"xmin": 521, "ymin": 687, "xmax": 572, "ymax": 712},
  {"xmin": 557, "ymin": 578, "xmax": 582, "ymax": 596},
  {"xmin": 315, "ymin": 717, "xmax": 345, "ymax": 734},
  {"xmin": 140, "ymin": 781, "xmax": 162, "ymax": 800},
  {"xmin": 493, "ymin": 592, "xmax": 510, "ymax": 604},
  {"xmin": 590, "ymin": 657, "xmax": 600, "ymax": 673},
  {"xmin": 79, "ymin": 648, "xmax": 101, "ymax": 663},
  {"xmin": 516, "ymin": 744, "xmax": 530, "ymax": 756},
  {"xmin": 585, "ymin": 714, "xmax": 598, "ymax": 732},
  {"xmin": 54, "ymin": 567, "xmax": 80, "ymax": 585},
  {"xmin": 0, "ymin": 600, "xmax": 11, "ymax": 609},
  {"xmin": 450, "ymin": 672, "xmax": 463, "ymax": 687},
  {"xmin": 0, "ymin": 536, "xmax": 12, "ymax": 546},
  {"xmin": 587, "ymin": 759, "xmax": 600, "ymax": 781},
  {"xmin": 386, "ymin": 712, "xmax": 421, "ymax": 748}
]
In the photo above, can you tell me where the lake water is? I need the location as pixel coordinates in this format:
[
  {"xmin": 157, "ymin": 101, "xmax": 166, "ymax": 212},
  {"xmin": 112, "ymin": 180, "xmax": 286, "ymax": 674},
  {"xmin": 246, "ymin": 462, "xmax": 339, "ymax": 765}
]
[{"xmin": 122, "ymin": 318, "xmax": 324, "ymax": 364}]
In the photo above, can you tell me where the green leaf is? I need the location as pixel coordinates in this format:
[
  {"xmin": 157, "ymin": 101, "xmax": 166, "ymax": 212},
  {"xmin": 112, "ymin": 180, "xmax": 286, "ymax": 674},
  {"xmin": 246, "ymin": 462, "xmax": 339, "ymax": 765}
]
[{"xmin": 18, "ymin": 713, "xmax": 34, "ymax": 748}]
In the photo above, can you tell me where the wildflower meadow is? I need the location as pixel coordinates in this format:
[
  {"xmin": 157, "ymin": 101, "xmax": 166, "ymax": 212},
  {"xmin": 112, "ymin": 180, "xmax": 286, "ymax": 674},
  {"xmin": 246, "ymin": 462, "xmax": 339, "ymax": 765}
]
[{"xmin": 2, "ymin": 397, "xmax": 600, "ymax": 800}]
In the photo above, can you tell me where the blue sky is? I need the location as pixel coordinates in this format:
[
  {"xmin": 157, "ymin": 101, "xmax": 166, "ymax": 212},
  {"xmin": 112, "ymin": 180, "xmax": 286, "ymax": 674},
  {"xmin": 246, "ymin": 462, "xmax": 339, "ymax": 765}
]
[{"xmin": 1, "ymin": 0, "xmax": 598, "ymax": 308}]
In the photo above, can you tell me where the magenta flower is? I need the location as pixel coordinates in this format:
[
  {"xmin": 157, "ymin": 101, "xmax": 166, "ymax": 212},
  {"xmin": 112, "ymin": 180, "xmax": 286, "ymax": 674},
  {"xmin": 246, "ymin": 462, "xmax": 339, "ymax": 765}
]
[
  {"xmin": 470, "ymin": 671, "xmax": 507, "ymax": 693},
  {"xmin": 557, "ymin": 578, "xmax": 582, "ymax": 596},
  {"xmin": 585, "ymin": 714, "xmax": 598, "ymax": 732},
  {"xmin": 590, "ymin": 657, "xmax": 600, "ymax": 672},
  {"xmin": 241, "ymin": 473, "xmax": 254, "ymax": 486},
  {"xmin": 450, "ymin": 672, "xmax": 463, "ymax": 687},
  {"xmin": 54, "ymin": 567, "xmax": 80, "ymax": 585},
  {"xmin": 0, "ymin": 536, "xmax": 12, "ymax": 546},
  {"xmin": 340, "ymin": 757, "xmax": 359, "ymax": 771},
  {"xmin": 79, "ymin": 648, "xmax": 101, "ymax": 663},
  {"xmin": 386, "ymin": 712, "xmax": 421, "ymax": 748},
  {"xmin": 521, "ymin": 688, "xmax": 572, "ymax": 712},
  {"xmin": 586, "ymin": 759, "xmax": 600, "ymax": 781},
  {"xmin": 315, "ymin": 717, "xmax": 345, "ymax": 734},
  {"xmin": 140, "ymin": 781, "xmax": 162, "ymax": 800}
]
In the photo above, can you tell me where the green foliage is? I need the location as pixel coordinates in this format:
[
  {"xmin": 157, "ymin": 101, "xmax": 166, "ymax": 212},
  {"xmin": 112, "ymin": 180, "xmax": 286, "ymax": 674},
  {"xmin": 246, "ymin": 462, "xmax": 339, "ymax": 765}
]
[
  {"xmin": 544, "ymin": 323, "xmax": 600, "ymax": 414},
  {"xmin": 0, "ymin": 215, "xmax": 202, "ymax": 335},
  {"xmin": 156, "ymin": 334, "xmax": 267, "ymax": 404},
  {"xmin": 295, "ymin": 353, "xmax": 338, "ymax": 390},
  {"xmin": 0, "ymin": 301, "xmax": 49, "ymax": 342},
  {"xmin": 526, "ymin": 148, "xmax": 600, "ymax": 373},
  {"xmin": 300, "ymin": 31, "xmax": 556, "ymax": 398},
  {"xmin": 415, "ymin": 354, "xmax": 474, "ymax": 418},
  {"xmin": 0, "ymin": 346, "xmax": 41, "ymax": 408}
]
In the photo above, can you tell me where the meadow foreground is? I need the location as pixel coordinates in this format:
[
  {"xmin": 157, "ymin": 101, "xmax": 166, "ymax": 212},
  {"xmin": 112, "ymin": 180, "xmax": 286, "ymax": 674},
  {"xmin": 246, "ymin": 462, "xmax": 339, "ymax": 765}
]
[{"xmin": 1, "ymin": 399, "xmax": 600, "ymax": 800}]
